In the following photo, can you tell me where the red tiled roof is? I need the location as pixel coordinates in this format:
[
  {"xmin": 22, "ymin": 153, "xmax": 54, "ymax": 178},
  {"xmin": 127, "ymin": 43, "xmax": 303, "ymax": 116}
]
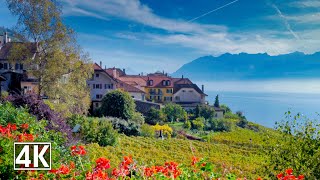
[
  {"xmin": 117, "ymin": 75, "xmax": 147, "ymax": 87},
  {"xmin": 105, "ymin": 68, "xmax": 126, "ymax": 78},
  {"xmin": 142, "ymin": 75, "xmax": 174, "ymax": 88},
  {"xmin": 117, "ymin": 80, "xmax": 145, "ymax": 93},
  {"xmin": 172, "ymin": 78, "xmax": 193, "ymax": 85},
  {"xmin": 93, "ymin": 63, "xmax": 117, "ymax": 81}
]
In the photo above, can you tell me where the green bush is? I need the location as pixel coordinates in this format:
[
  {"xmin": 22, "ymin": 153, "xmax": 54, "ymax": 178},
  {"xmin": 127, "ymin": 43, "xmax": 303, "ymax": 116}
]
[
  {"xmin": 80, "ymin": 117, "xmax": 118, "ymax": 146},
  {"xmin": 130, "ymin": 112, "xmax": 145, "ymax": 125},
  {"xmin": 107, "ymin": 117, "xmax": 140, "ymax": 136},
  {"xmin": 162, "ymin": 103, "xmax": 188, "ymax": 122},
  {"xmin": 264, "ymin": 112, "xmax": 320, "ymax": 179},
  {"xmin": 224, "ymin": 112, "xmax": 240, "ymax": 119},
  {"xmin": 237, "ymin": 118, "xmax": 249, "ymax": 128},
  {"xmin": 0, "ymin": 103, "xmax": 67, "ymax": 179},
  {"xmin": 191, "ymin": 117, "xmax": 205, "ymax": 130},
  {"xmin": 140, "ymin": 124, "xmax": 155, "ymax": 137},
  {"xmin": 183, "ymin": 120, "xmax": 191, "ymax": 130},
  {"xmin": 145, "ymin": 107, "xmax": 165, "ymax": 125},
  {"xmin": 206, "ymin": 118, "xmax": 232, "ymax": 132},
  {"xmin": 99, "ymin": 90, "xmax": 135, "ymax": 120},
  {"xmin": 194, "ymin": 105, "xmax": 215, "ymax": 120}
]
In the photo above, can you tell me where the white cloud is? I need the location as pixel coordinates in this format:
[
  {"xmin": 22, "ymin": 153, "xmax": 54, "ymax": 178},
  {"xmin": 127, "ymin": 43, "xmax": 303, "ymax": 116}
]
[
  {"xmin": 61, "ymin": 0, "xmax": 226, "ymax": 34},
  {"xmin": 292, "ymin": 0, "xmax": 320, "ymax": 8},
  {"xmin": 61, "ymin": 0, "xmax": 320, "ymax": 57}
]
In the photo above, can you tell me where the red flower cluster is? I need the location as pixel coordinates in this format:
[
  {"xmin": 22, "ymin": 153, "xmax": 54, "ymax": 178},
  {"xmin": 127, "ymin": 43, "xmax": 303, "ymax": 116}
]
[
  {"xmin": 0, "ymin": 123, "xmax": 17, "ymax": 137},
  {"xmin": 95, "ymin": 157, "xmax": 111, "ymax": 170},
  {"xmin": 0, "ymin": 123, "xmax": 34, "ymax": 141},
  {"xmin": 49, "ymin": 164, "xmax": 70, "ymax": 175},
  {"xmin": 17, "ymin": 132, "xmax": 34, "ymax": 142},
  {"xmin": 191, "ymin": 156, "xmax": 199, "ymax": 166},
  {"xmin": 86, "ymin": 169, "xmax": 109, "ymax": 180},
  {"xmin": 86, "ymin": 158, "xmax": 111, "ymax": 180},
  {"xmin": 143, "ymin": 161, "xmax": 181, "ymax": 179},
  {"xmin": 112, "ymin": 156, "xmax": 133, "ymax": 178},
  {"xmin": 71, "ymin": 145, "xmax": 86, "ymax": 156},
  {"xmin": 277, "ymin": 168, "xmax": 304, "ymax": 180}
]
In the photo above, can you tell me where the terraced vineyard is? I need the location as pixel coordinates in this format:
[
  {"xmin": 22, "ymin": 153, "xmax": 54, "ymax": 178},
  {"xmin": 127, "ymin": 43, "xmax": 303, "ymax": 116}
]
[{"xmin": 86, "ymin": 127, "xmax": 279, "ymax": 179}]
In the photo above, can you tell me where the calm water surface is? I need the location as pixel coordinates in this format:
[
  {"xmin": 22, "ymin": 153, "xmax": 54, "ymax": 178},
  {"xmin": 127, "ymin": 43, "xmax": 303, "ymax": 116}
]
[{"xmin": 206, "ymin": 91, "xmax": 320, "ymax": 128}]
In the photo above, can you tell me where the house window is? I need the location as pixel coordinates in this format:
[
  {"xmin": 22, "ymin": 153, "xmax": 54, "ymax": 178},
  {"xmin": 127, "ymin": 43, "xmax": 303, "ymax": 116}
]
[
  {"xmin": 189, "ymin": 90, "xmax": 193, "ymax": 93},
  {"xmin": 148, "ymin": 80, "xmax": 153, "ymax": 86},
  {"xmin": 95, "ymin": 103, "xmax": 99, "ymax": 108},
  {"xmin": 132, "ymin": 96, "xmax": 135, "ymax": 98},
  {"xmin": 175, "ymin": 96, "xmax": 180, "ymax": 101},
  {"xmin": 96, "ymin": 94, "xmax": 103, "ymax": 99},
  {"xmin": 4, "ymin": 63, "xmax": 8, "ymax": 69},
  {"xmin": 0, "ymin": 63, "xmax": 3, "ymax": 69},
  {"xmin": 20, "ymin": 64, "xmax": 23, "ymax": 70},
  {"xmin": 93, "ymin": 84, "xmax": 95, "ymax": 89},
  {"xmin": 166, "ymin": 80, "xmax": 170, "ymax": 86},
  {"xmin": 182, "ymin": 90, "xmax": 185, "ymax": 92},
  {"xmin": 162, "ymin": 80, "xmax": 166, "ymax": 86},
  {"xmin": 95, "ymin": 73, "xmax": 99, "ymax": 78},
  {"xmin": 15, "ymin": 63, "xmax": 19, "ymax": 70},
  {"xmin": 166, "ymin": 89, "xmax": 172, "ymax": 93}
]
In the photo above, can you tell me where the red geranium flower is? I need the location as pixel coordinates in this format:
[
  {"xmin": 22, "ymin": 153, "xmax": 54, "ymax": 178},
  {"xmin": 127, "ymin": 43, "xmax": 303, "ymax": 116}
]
[
  {"xmin": 96, "ymin": 157, "xmax": 110, "ymax": 170},
  {"xmin": 286, "ymin": 168, "xmax": 293, "ymax": 175}
]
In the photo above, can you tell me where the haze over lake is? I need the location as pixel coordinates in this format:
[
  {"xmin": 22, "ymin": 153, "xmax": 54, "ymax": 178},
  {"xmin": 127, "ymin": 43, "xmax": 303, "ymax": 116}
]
[{"xmin": 200, "ymin": 79, "xmax": 320, "ymax": 128}]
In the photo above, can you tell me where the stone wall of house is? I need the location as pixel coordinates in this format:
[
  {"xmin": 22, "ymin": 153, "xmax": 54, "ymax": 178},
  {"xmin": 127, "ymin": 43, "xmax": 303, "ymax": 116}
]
[{"xmin": 134, "ymin": 99, "xmax": 161, "ymax": 115}]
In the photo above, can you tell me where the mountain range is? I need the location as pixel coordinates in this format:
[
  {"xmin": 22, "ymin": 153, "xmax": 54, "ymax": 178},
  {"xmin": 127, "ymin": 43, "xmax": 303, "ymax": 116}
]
[{"xmin": 172, "ymin": 52, "xmax": 320, "ymax": 81}]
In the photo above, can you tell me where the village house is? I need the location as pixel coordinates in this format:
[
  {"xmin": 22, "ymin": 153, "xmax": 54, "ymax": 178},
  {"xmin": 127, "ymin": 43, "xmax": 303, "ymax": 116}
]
[
  {"xmin": 0, "ymin": 32, "xmax": 38, "ymax": 95},
  {"xmin": 104, "ymin": 66, "xmax": 207, "ymax": 110},
  {"xmin": 88, "ymin": 63, "xmax": 146, "ymax": 110}
]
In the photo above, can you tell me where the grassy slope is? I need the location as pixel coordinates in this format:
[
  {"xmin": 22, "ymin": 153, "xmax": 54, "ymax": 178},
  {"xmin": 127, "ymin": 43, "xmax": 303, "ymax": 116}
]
[{"xmin": 87, "ymin": 123, "xmax": 279, "ymax": 179}]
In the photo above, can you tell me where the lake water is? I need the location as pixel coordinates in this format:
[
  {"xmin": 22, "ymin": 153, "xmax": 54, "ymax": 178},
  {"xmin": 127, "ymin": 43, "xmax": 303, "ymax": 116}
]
[{"xmin": 206, "ymin": 91, "xmax": 320, "ymax": 128}]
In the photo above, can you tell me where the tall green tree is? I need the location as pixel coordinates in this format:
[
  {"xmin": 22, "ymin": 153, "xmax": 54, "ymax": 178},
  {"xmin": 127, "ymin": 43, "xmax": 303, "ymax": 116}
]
[
  {"xmin": 100, "ymin": 90, "xmax": 136, "ymax": 120},
  {"xmin": 214, "ymin": 95, "xmax": 220, "ymax": 108},
  {"xmin": 162, "ymin": 103, "xmax": 187, "ymax": 122},
  {"xmin": 6, "ymin": 0, "xmax": 93, "ymax": 116}
]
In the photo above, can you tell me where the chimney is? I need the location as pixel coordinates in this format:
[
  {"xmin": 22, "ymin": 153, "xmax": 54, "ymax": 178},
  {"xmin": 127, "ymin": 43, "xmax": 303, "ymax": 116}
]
[
  {"xmin": 4, "ymin": 32, "xmax": 8, "ymax": 44},
  {"xmin": 99, "ymin": 61, "xmax": 102, "ymax": 68},
  {"xmin": 182, "ymin": 75, "xmax": 184, "ymax": 79},
  {"xmin": 201, "ymin": 85, "xmax": 204, "ymax": 93},
  {"xmin": 113, "ymin": 68, "xmax": 117, "ymax": 78},
  {"xmin": 162, "ymin": 70, "xmax": 164, "ymax": 75},
  {"xmin": 123, "ymin": 68, "xmax": 126, "ymax": 74},
  {"xmin": 105, "ymin": 65, "xmax": 106, "ymax": 70}
]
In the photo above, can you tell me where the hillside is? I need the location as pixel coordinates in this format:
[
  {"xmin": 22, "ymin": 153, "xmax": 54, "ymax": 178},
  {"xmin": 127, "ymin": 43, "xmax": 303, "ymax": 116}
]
[
  {"xmin": 87, "ymin": 125, "xmax": 280, "ymax": 179},
  {"xmin": 172, "ymin": 52, "xmax": 320, "ymax": 81}
]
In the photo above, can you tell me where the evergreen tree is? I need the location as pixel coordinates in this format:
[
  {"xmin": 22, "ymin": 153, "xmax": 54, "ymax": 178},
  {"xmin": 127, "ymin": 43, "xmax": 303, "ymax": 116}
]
[{"xmin": 214, "ymin": 95, "xmax": 220, "ymax": 108}]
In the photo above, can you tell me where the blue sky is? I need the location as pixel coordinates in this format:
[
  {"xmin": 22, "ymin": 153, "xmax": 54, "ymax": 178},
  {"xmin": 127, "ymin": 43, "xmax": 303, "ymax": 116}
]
[{"xmin": 1, "ymin": 0, "xmax": 320, "ymax": 73}]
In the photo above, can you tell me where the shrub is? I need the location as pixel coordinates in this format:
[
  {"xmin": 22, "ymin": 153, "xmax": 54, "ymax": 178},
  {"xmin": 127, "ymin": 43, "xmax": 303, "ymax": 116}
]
[
  {"xmin": 191, "ymin": 117, "xmax": 205, "ymax": 131},
  {"xmin": 0, "ymin": 103, "xmax": 67, "ymax": 179},
  {"xmin": 183, "ymin": 120, "xmax": 191, "ymax": 130},
  {"xmin": 264, "ymin": 112, "xmax": 320, "ymax": 179},
  {"xmin": 99, "ymin": 90, "xmax": 135, "ymax": 120},
  {"xmin": 194, "ymin": 105, "xmax": 215, "ymax": 120},
  {"xmin": 145, "ymin": 107, "xmax": 165, "ymax": 125},
  {"xmin": 130, "ymin": 112, "xmax": 145, "ymax": 125},
  {"xmin": 206, "ymin": 118, "xmax": 232, "ymax": 132},
  {"xmin": 108, "ymin": 117, "xmax": 140, "ymax": 136},
  {"xmin": 237, "ymin": 118, "xmax": 249, "ymax": 128},
  {"xmin": 80, "ymin": 117, "xmax": 118, "ymax": 146},
  {"xmin": 140, "ymin": 124, "xmax": 155, "ymax": 137},
  {"xmin": 162, "ymin": 103, "xmax": 188, "ymax": 122},
  {"xmin": 224, "ymin": 112, "xmax": 240, "ymax": 119},
  {"xmin": 5, "ymin": 93, "xmax": 73, "ymax": 141}
]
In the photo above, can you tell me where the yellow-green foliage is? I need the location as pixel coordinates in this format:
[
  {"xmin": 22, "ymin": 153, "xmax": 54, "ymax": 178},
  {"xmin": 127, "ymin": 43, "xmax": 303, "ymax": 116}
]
[
  {"xmin": 152, "ymin": 124, "xmax": 173, "ymax": 138},
  {"xmin": 86, "ymin": 134, "xmax": 269, "ymax": 179}
]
